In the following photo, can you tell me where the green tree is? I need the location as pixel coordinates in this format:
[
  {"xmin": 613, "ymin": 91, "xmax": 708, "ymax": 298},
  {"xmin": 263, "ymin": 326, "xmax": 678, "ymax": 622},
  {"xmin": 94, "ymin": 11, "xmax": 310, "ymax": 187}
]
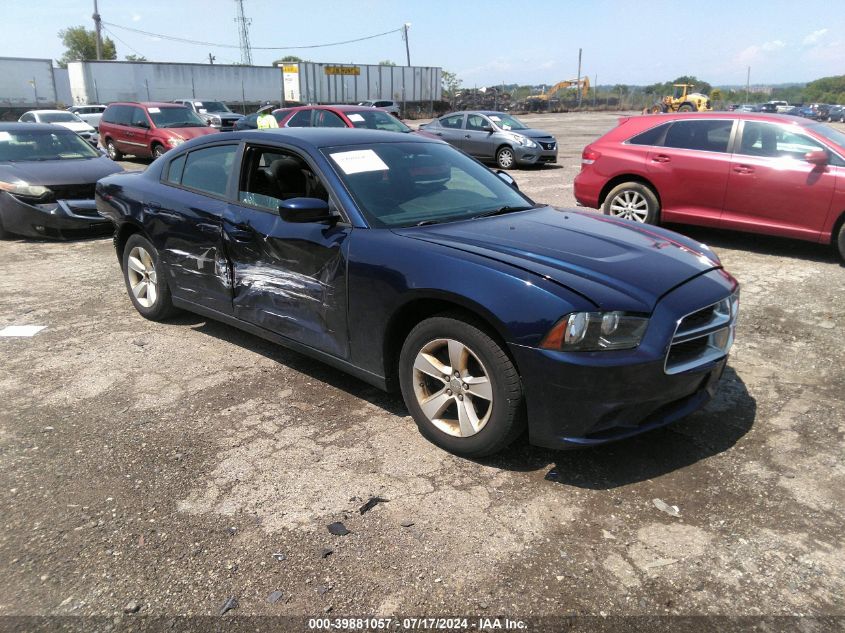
[
  {"xmin": 57, "ymin": 26, "xmax": 116, "ymax": 67},
  {"xmin": 378, "ymin": 60, "xmax": 397, "ymax": 66},
  {"xmin": 124, "ymin": 54, "xmax": 147, "ymax": 62},
  {"xmin": 442, "ymin": 70, "xmax": 462, "ymax": 106},
  {"xmin": 280, "ymin": 55, "xmax": 303, "ymax": 62}
]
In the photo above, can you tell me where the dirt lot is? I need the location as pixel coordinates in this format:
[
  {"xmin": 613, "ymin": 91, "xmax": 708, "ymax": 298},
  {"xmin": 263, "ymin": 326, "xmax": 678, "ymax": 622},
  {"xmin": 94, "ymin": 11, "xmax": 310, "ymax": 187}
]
[{"xmin": 1, "ymin": 112, "xmax": 843, "ymax": 629}]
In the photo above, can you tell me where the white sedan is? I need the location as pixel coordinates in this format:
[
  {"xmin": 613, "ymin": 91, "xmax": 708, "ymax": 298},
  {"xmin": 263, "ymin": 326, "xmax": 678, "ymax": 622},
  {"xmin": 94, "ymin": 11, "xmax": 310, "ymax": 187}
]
[{"xmin": 18, "ymin": 110, "xmax": 99, "ymax": 147}]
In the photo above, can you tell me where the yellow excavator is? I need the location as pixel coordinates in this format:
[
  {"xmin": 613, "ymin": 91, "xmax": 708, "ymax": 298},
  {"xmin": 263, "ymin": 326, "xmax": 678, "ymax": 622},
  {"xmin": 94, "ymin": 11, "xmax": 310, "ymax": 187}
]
[
  {"xmin": 650, "ymin": 84, "xmax": 712, "ymax": 113},
  {"xmin": 527, "ymin": 77, "xmax": 591, "ymax": 103}
]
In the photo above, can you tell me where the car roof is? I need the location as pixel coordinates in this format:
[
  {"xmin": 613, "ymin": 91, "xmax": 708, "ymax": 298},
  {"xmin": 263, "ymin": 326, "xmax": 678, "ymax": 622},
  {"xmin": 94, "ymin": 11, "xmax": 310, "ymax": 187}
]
[
  {"xmin": 279, "ymin": 104, "xmax": 387, "ymax": 114},
  {"xmin": 227, "ymin": 128, "xmax": 438, "ymax": 149},
  {"xmin": 23, "ymin": 109, "xmax": 73, "ymax": 114},
  {"xmin": 0, "ymin": 121, "xmax": 73, "ymax": 131},
  {"xmin": 107, "ymin": 101, "xmax": 187, "ymax": 108},
  {"xmin": 636, "ymin": 111, "xmax": 814, "ymax": 126}
]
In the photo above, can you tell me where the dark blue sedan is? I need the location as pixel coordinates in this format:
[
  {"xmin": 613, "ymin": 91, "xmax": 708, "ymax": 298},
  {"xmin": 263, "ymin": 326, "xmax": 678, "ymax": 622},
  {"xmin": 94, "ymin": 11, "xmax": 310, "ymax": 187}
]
[{"xmin": 95, "ymin": 129, "xmax": 739, "ymax": 457}]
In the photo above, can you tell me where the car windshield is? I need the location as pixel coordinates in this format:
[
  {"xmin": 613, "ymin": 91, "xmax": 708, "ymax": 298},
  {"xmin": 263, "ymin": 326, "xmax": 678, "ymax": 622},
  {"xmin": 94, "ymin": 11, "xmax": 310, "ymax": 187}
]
[
  {"xmin": 488, "ymin": 113, "xmax": 527, "ymax": 130},
  {"xmin": 0, "ymin": 128, "xmax": 100, "ymax": 161},
  {"xmin": 196, "ymin": 101, "xmax": 230, "ymax": 113},
  {"xmin": 346, "ymin": 110, "xmax": 411, "ymax": 133},
  {"xmin": 324, "ymin": 142, "xmax": 535, "ymax": 228},
  {"xmin": 149, "ymin": 107, "xmax": 207, "ymax": 128},
  {"xmin": 809, "ymin": 123, "xmax": 845, "ymax": 150},
  {"xmin": 39, "ymin": 112, "xmax": 82, "ymax": 123}
]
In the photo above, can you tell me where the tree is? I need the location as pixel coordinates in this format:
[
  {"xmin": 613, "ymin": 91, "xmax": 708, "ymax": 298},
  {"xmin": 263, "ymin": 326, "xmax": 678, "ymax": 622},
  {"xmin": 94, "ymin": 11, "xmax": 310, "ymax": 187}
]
[
  {"xmin": 57, "ymin": 26, "xmax": 116, "ymax": 68},
  {"xmin": 124, "ymin": 54, "xmax": 147, "ymax": 62},
  {"xmin": 378, "ymin": 60, "xmax": 397, "ymax": 66},
  {"xmin": 280, "ymin": 55, "xmax": 303, "ymax": 62},
  {"xmin": 441, "ymin": 70, "xmax": 462, "ymax": 106}
]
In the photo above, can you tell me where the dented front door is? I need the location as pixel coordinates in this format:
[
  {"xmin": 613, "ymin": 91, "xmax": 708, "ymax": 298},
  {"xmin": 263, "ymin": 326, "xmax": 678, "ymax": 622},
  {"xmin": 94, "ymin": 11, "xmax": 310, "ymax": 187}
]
[{"xmin": 223, "ymin": 206, "xmax": 351, "ymax": 359}]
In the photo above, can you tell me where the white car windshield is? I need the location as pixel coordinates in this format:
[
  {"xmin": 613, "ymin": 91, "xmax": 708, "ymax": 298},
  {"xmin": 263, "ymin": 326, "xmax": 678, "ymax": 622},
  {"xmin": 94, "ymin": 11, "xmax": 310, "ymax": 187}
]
[{"xmin": 39, "ymin": 112, "xmax": 82, "ymax": 123}]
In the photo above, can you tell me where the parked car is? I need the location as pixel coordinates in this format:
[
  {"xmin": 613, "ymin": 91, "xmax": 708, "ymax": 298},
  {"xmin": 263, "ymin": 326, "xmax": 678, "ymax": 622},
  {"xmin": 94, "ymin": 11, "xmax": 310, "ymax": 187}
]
[
  {"xmin": 67, "ymin": 104, "xmax": 107, "ymax": 130},
  {"xmin": 0, "ymin": 122, "xmax": 122, "ymax": 239},
  {"xmin": 276, "ymin": 105, "xmax": 433, "ymax": 137},
  {"xmin": 95, "ymin": 128, "xmax": 739, "ymax": 456},
  {"xmin": 574, "ymin": 112, "xmax": 845, "ymax": 259},
  {"xmin": 232, "ymin": 110, "xmax": 290, "ymax": 131},
  {"xmin": 759, "ymin": 103, "xmax": 778, "ymax": 113},
  {"xmin": 357, "ymin": 99, "xmax": 401, "ymax": 118},
  {"xmin": 736, "ymin": 104, "xmax": 760, "ymax": 112},
  {"xmin": 98, "ymin": 102, "xmax": 218, "ymax": 160},
  {"xmin": 419, "ymin": 111, "xmax": 558, "ymax": 169},
  {"xmin": 827, "ymin": 105, "xmax": 844, "ymax": 123},
  {"xmin": 171, "ymin": 99, "xmax": 244, "ymax": 131},
  {"xmin": 781, "ymin": 106, "xmax": 803, "ymax": 116},
  {"xmin": 19, "ymin": 109, "xmax": 98, "ymax": 147}
]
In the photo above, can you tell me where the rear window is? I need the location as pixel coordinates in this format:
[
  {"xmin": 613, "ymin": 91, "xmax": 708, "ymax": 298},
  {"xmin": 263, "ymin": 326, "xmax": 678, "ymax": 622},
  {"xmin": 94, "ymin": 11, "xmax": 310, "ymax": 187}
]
[
  {"xmin": 663, "ymin": 120, "xmax": 733, "ymax": 153},
  {"xmin": 628, "ymin": 122, "xmax": 670, "ymax": 146}
]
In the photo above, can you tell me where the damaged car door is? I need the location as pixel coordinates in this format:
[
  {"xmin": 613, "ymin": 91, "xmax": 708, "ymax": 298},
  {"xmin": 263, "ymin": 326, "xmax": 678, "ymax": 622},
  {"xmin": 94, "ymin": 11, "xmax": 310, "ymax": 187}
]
[{"xmin": 224, "ymin": 144, "xmax": 351, "ymax": 358}]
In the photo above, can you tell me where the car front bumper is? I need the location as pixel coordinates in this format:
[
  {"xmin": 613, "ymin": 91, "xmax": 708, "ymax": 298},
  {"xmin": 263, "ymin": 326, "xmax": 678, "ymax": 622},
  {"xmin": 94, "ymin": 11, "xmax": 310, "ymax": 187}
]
[
  {"xmin": 0, "ymin": 192, "xmax": 111, "ymax": 239},
  {"xmin": 514, "ymin": 143, "xmax": 558, "ymax": 166},
  {"xmin": 509, "ymin": 269, "xmax": 738, "ymax": 449}
]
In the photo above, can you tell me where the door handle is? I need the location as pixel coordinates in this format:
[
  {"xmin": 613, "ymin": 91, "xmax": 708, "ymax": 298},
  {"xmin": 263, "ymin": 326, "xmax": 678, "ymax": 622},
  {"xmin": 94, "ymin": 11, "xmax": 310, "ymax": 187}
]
[
  {"xmin": 464, "ymin": 134, "xmax": 471, "ymax": 138},
  {"xmin": 732, "ymin": 165, "xmax": 754, "ymax": 174},
  {"xmin": 434, "ymin": 132, "xmax": 443, "ymax": 136},
  {"xmin": 651, "ymin": 154, "xmax": 671, "ymax": 163}
]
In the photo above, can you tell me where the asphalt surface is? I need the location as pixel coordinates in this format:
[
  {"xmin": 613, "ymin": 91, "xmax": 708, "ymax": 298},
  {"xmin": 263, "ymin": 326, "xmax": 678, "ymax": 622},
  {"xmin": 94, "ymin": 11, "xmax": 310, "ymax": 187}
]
[{"xmin": 0, "ymin": 112, "xmax": 843, "ymax": 629}]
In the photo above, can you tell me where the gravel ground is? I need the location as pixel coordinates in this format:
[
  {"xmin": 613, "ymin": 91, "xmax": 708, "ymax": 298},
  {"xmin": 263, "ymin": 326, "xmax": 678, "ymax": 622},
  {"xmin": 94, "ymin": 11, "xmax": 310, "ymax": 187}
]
[{"xmin": 0, "ymin": 112, "xmax": 843, "ymax": 629}]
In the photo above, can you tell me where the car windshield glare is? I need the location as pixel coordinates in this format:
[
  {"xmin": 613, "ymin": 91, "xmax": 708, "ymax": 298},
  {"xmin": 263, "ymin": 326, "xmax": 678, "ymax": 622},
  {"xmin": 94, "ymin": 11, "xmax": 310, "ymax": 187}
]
[
  {"xmin": 149, "ymin": 107, "xmax": 207, "ymax": 128},
  {"xmin": 324, "ymin": 142, "xmax": 534, "ymax": 228},
  {"xmin": 0, "ymin": 128, "xmax": 100, "ymax": 161},
  {"xmin": 39, "ymin": 112, "xmax": 81, "ymax": 123},
  {"xmin": 347, "ymin": 111, "xmax": 411, "ymax": 133},
  {"xmin": 489, "ymin": 113, "xmax": 527, "ymax": 130}
]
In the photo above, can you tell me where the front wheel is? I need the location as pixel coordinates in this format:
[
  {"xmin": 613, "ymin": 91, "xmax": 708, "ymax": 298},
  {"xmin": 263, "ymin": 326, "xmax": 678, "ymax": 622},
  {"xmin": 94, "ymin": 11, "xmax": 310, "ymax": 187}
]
[
  {"xmin": 678, "ymin": 104, "xmax": 694, "ymax": 112},
  {"xmin": 152, "ymin": 144, "xmax": 166, "ymax": 159},
  {"xmin": 835, "ymin": 222, "xmax": 845, "ymax": 263},
  {"xmin": 399, "ymin": 315, "xmax": 524, "ymax": 457},
  {"xmin": 496, "ymin": 146, "xmax": 515, "ymax": 170},
  {"xmin": 603, "ymin": 182, "xmax": 660, "ymax": 224},
  {"xmin": 122, "ymin": 234, "xmax": 177, "ymax": 321}
]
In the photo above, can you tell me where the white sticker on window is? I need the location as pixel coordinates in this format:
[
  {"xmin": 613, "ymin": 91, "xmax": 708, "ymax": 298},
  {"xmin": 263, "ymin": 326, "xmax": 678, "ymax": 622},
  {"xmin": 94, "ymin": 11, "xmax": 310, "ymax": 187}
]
[
  {"xmin": 489, "ymin": 115, "xmax": 501, "ymax": 121},
  {"xmin": 347, "ymin": 113, "xmax": 365, "ymax": 122},
  {"xmin": 198, "ymin": 109, "xmax": 208, "ymax": 114},
  {"xmin": 330, "ymin": 149, "xmax": 389, "ymax": 174},
  {"xmin": 194, "ymin": 102, "xmax": 203, "ymax": 106},
  {"xmin": 0, "ymin": 132, "xmax": 11, "ymax": 141},
  {"xmin": 501, "ymin": 124, "xmax": 511, "ymax": 130},
  {"xmin": 148, "ymin": 107, "xmax": 160, "ymax": 113}
]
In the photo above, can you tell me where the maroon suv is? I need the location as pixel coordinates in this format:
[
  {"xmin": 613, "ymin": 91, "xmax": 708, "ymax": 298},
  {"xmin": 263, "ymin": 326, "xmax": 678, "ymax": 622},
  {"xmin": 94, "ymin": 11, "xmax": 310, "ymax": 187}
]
[
  {"xmin": 99, "ymin": 102, "xmax": 218, "ymax": 160},
  {"xmin": 574, "ymin": 112, "xmax": 845, "ymax": 259}
]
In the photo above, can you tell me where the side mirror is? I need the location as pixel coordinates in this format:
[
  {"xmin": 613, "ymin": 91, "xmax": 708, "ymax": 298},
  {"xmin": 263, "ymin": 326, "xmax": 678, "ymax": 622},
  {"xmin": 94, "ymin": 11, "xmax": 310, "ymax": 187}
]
[
  {"xmin": 804, "ymin": 150, "xmax": 828, "ymax": 166},
  {"xmin": 481, "ymin": 124, "xmax": 494, "ymax": 133},
  {"xmin": 278, "ymin": 197, "xmax": 334, "ymax": 223},
  {"xmin": 495, "ymin": 169, "xmax": 518, "ymax": 190},
  {"xmin": 136, "ymin": 120, "xmax": 150, "ymax": 129}
]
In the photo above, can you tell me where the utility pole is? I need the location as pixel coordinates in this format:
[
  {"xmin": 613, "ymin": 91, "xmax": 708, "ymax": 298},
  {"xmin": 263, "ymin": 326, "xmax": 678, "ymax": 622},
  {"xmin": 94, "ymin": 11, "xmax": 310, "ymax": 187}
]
[
  {"xmin": 92, "ymin": 0, "xmax": 103, "ymax": 60},
  {"xmin": 745, "ymin": 66, "xmax": 751, "ymax": 103},
  {"xmin": 403, "ymin": 23, "xmax": 411, "ymax": 67},
  {"xmin": 576, "ymin": 47, "xmax": 582, "ymax": 108},
  {"xmin": 235, "ymin": 0, "xmax": 252, "ymax": 65},
  {"xmin": 208, "ymin": 53, "xmax": 215, "ymax": 65}
]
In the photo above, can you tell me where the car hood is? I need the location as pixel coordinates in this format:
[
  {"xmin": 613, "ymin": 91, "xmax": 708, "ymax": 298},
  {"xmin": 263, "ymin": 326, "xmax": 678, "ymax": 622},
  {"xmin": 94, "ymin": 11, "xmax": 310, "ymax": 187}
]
[
  {"xmin": 395, "ymin": 207, "xmax": 721, "ymax": 313},
  {"xmin": 206, "ymin": 111, "xmax": 243, "ymax": 119},
  {"xmin": 54, "ymin": 121, "xmax": 96, "ymax": 133},
  {"xmin": 502, "ymin": 127, "xmax": 555, "ymax": 140},
  {"xmin": 0, "ymin": 156, "xmax": 123, "ymax": 186},
  {"xmin": 162, "ymin": 126, "xmax": 219, "ymax": 140}
]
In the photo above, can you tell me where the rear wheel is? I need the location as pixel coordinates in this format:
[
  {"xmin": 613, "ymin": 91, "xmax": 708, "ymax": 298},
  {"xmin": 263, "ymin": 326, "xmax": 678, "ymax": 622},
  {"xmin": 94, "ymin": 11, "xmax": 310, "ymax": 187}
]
[
  {"xmin": 603, "ymin": 182, "xmax": 660, "ymax": 224},
  {"xmin": 399, "ymin": 314, "xmax": 524, "ymax": 457},
  {"xmin": 496, "ymin": 146, "xmax": 515, "ymax": 170},
  {"xmin": 122, "ymin": 234, "xmax": 177, "ymax": 321},
  {"xmin": 649, "ymin": 104, "xmax": 666, "ymax": 114},
  {"xmin": 106, "ymin": 140, "xmax": 123, "ymax": 160},
  {"xmin": 678, "ymin": 103, "xmax": 695, "ymax": 112},
  {"xmin": 835, "ymin": 221, "xmax": 845, "ymax": 262}
]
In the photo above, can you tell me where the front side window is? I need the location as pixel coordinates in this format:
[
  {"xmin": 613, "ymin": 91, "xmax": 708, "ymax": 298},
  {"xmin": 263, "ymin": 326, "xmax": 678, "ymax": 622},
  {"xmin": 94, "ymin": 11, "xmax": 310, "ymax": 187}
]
[
  {"xmin": 324, "ymin": 142, "xmax": 534, "ymax": 228},
  {"xmin": 738, "ymin": 122, "xmax": 829, "ymax": 160},
  {"xmin": 314, "ymin": 110, "xmax": 347, "ymax": 128},
  {"xmin": 173, "ymin": 145, "xmax": 238, "ymax": 197},
  {"xmin": 346, "ymin": 110, "xmax": 411, "ymax": 133},
  {"xmin": 238, "ymin": 146, "xmax": 329, "ymax": 212},
  {"xmin": 663, "ymin": 120, "xmax": 733, "ymax": 153},
  {"xmin": 0, "ymin": 128, "xmax": 100, "ymax": 161},
  {"xmin": 466, "ymin": 115, "xmax": 490, "ymax": 131},
  {"xmin": 286, "ymin": 110, "xmax": 312, "ymax": 128},
  {"xmin": 440, "ymin": 114, "xmax": 464, "ymax": 129},
  {"xmin": 147, "ymin": 106, "xmax": 207, "ymax": 129}
]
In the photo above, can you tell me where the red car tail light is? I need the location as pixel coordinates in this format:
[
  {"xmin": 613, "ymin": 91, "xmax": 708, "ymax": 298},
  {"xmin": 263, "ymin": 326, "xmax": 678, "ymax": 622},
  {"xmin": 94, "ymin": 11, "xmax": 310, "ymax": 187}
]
[{"xmin": 582, "ymin": 147, "xmax": 601, "ymax": 166}]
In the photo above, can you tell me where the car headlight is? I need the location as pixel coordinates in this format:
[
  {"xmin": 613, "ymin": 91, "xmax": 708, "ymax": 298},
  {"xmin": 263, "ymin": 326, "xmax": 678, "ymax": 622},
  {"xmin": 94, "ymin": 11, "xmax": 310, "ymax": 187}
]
[
  {"xmin": 540, "ymin": 311, "xmax": 649, "ymax": 351},
  {"xmin": 509, "ymin": 134, "xmax": 537, "ymax": 148},
  {"xmin": 167, "ymin": 137, "xmax": 185, "ymax": 147},
  {"xmin": 0, "ymin": 180, "xmax": 50, "ymax": 198},
  {"xmin": 209, "ymin": 115, "xmax": 221, "ymax": 126}
]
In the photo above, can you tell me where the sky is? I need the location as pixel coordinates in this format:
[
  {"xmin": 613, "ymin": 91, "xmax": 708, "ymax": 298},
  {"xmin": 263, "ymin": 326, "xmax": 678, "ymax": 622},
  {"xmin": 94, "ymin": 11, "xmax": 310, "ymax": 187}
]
[{"xmin": 3, "ymin": 0, "xmax": 844, "ymax": 87}]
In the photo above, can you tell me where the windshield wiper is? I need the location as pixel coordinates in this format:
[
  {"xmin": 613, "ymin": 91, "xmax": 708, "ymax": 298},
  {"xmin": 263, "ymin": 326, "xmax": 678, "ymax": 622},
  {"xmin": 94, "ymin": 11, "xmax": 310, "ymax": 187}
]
[
  {"xmin": 473, "ymin": 204, "xmax": 536, "ymax": 219},
  {"xmin": 415, "ymin": 219, "xmax": 446, "ymax": 226}
]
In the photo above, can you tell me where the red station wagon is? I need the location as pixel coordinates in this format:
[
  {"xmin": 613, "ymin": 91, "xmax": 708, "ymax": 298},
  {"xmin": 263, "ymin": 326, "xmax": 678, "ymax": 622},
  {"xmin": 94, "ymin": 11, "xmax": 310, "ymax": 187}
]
[
  {"xmin": 99, "ymin": 102, "xmax": 218, "ymax": 160},
  {"xmin": 574, "ymin": 112, "xmax": 845, "ymax": 259}
]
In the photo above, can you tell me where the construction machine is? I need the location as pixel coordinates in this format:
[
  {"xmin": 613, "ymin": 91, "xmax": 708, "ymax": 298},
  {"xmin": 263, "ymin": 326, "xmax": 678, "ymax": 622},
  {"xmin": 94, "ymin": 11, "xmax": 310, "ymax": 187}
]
[
  {"xmin": 526, "ymin": 77, "xmax": 591, "ymax": 103},
  {"xmin": 650, "ymin": 84, "xmax": 712, "ymax": 113}
]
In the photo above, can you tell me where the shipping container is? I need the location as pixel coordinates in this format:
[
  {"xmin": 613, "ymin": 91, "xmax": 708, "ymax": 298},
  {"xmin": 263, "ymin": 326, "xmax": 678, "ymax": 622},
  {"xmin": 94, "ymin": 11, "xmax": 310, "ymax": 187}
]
[
  {"xmin": 0, "ymin": 57, "xmax": 58, "ymax": 109},
  {"xmin": 67, "ymin": 61, "xmax": 283, "ymax": 108}
]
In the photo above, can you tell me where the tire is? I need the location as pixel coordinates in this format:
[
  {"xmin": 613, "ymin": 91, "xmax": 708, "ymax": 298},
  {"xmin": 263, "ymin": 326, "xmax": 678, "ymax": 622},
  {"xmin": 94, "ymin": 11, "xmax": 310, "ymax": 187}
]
[
  {"xmin": 678, "ymin": 103, "xmax": 694, "ymax": 112},
  {"xmin": 121, "ymin": 233, "xmax": 177, "ymax": 321},
  {"xmin": 835, "ymin": 221, "xmax": 845, "ymax": 263},
  {"xmin": 106, "ymin": 140, "xmax": 123, "ymax": 161},
  {"xmin": 152, "ymin": 144, "xmax": 166, "ymax": 159},
  {"xmin": 398, "ymin": 314, "xmax": 524, "ymax": 457},
  {"xmin": 649, "ymin": 104, "xmax": 666, "ymax": 114},
  {"xmin": 0, "ymin": 215, "xmax": 11, "ymax": 240},
  {"xmin": 602, "ymin": 182, "xmax": 660, "ymax": 224},
  {"xmin": 496, "ymin": 146, "xmax": 516, "ymax": 170}
]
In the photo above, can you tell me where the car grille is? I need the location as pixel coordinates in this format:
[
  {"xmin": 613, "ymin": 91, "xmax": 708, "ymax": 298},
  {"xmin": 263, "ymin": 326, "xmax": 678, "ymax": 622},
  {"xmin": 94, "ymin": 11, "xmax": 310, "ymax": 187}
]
[
  {"xmin": 49, "ymin": 184, "xmax": 97, "ymax": 201},
  {"xmin": 665, "ymin": 290, "xmax": 739, "ymax": 374},
  {"xmin": 539, "ymin": 141, "xmax": 556, "ymax": 151}
]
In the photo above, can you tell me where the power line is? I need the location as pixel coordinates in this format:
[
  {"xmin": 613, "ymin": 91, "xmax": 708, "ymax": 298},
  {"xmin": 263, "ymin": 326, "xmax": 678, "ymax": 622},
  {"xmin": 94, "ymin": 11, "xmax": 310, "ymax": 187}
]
[
  {"xmin": 102, "ymin": 25, "xmax": 146, "ymax": 59},
  {"xmin": 101, "ymin": 21, "xmax": 406, "ymax": 51}
]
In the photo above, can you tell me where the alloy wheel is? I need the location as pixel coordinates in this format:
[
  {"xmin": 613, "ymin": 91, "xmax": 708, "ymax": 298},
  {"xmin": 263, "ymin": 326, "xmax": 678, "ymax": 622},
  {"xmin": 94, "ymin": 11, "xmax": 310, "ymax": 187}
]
[
  {"xmin": 609, "ymin": 190, "xmax": 649, "ymax": 222},
  {"xmin": 412, "ymin": 338, "xmax": 493, "ymax": 438},
  {"xmin": 126, "ymin": 246, "xmax": 158, "ymax": 308},
  {"xmin": 107, "ymin": 142, "xmax": 118, "ymax": 160}
]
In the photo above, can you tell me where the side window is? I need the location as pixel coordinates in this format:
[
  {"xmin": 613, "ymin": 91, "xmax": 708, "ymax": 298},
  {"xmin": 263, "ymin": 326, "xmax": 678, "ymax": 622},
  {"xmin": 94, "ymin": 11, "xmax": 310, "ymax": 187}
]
[
  {"xmin": 114, "ymin": 105, "xmax": 133, "ymax": 126},
  {"xmin": 130, "ymin": 108, "xmax": 149, "ymax": 128},
  {"xmin": 238, "ymin": 145, "xmax": 330, "ymax": 212},
  {"xmin": 314, "ymin": 110, "xmax": 346, "ymax": 128},
  {"xmin": 441, "ymin": 114, "xmax": 464, "ymax": 129},
  {"xmin": 178, "ymin": 145, "xmax": 238, "ymax": 197},
  {"xmin": 466, "ymin": 115, "xmax": 490, "ymax": 131},
  {"xmin": 286, "ymin": 110, "xmax": 312, "ymax": 127},
  {"xmin": 20, "ymin": 113, "xmax": 34, "ymax": 122},
  {"xmin": 165, "ymin": 153, "xmax": 187, "ymax": 184},
  {"xmin": 663, "ymin": 120, "xmax": 733, "ymax": 153},
  {"xmin": 101, "ymin": 107, "xmax": 116, "ymax": 123},
  {"xmin": 628, "ymin": 122, "xmax": 671, "ymax": 146},
  {"xmin": 375, "ymin": 101, "xmax": 391, "ymax": 108}
]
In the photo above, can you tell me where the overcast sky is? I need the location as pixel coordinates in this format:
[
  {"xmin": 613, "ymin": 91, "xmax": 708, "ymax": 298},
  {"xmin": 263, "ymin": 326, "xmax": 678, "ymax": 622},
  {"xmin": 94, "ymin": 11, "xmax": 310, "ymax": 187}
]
[{"xmin": 4, "ymin": 0, "xmax": 844, "ymax": 86}]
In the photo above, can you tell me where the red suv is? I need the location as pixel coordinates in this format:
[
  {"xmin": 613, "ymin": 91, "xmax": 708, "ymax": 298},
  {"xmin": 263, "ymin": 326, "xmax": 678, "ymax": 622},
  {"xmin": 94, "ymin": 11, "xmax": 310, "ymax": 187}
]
[
  {"xmin": 99, "ymin": 102, "xmax": 218, "ymax": 160},
  {"xmin": 574, "ymin": 112, "xmax": 845, "ymax": 259}
]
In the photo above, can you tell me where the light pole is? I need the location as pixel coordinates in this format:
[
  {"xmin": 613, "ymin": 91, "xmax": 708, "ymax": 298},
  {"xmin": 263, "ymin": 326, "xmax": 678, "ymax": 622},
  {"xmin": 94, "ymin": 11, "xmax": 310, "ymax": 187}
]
[
  {"xmin": 93, "ymin": 0, "xmax": 103, "ymax": 60},
  {"xmin": 403, "ymin": 23, "xmax": 411, "ymax": 67}
]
